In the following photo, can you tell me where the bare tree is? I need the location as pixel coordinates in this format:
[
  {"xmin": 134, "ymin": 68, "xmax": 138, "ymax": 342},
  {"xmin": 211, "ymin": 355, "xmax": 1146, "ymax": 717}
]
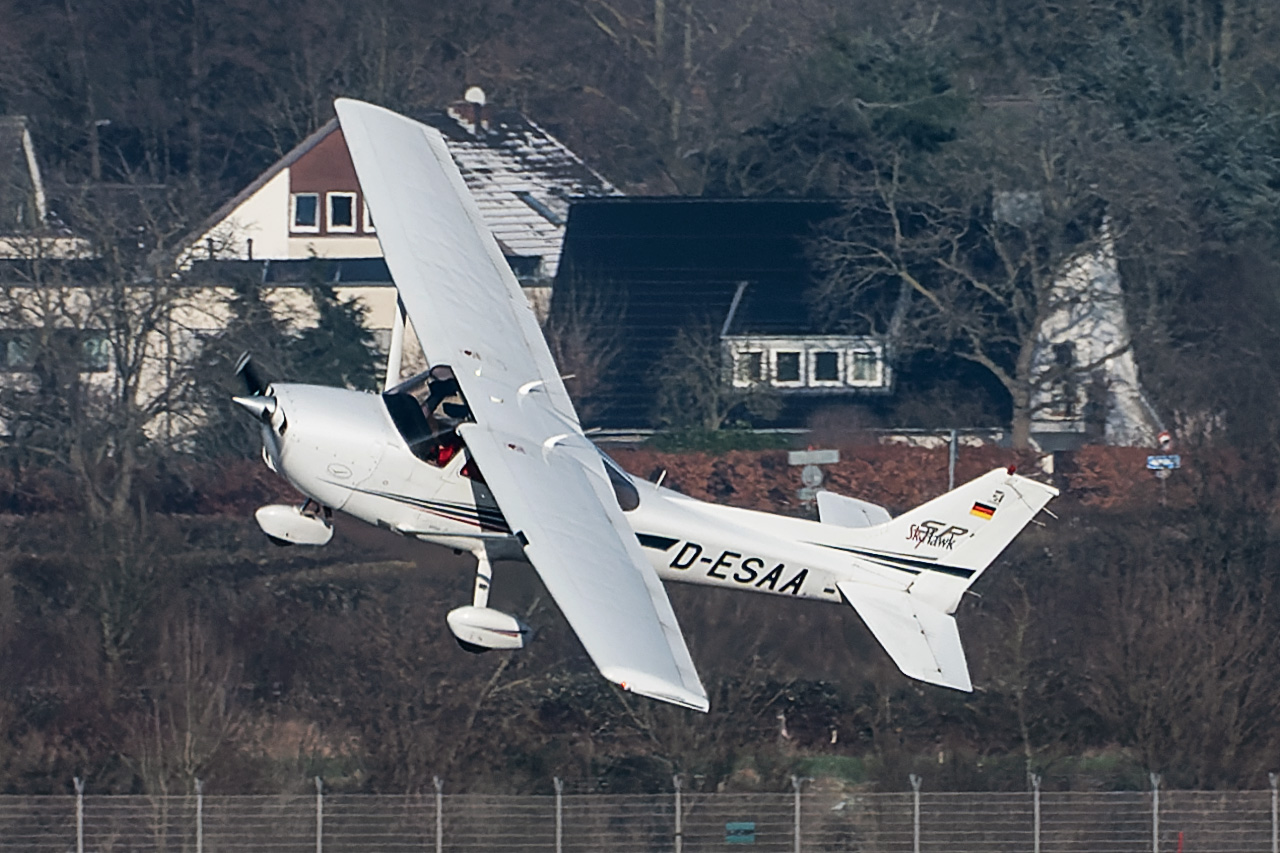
[
  {"xmin": 542, "ymin": 278, "xmax": 624, "ymax": 425},
  {"xmin": 123, "ymin": 608, "xmax": 244, "ymax": 795},
  {"xmin": 812, "ymin": 98, "xmax": 1189, "ymax": 447},
  {"xmin": 1080, "ymin": 507, "xmax": 1280, "ymax": 787},
  {"xmin": 649, "ymin": 319, "xmax": 779, "ymax": 431}
]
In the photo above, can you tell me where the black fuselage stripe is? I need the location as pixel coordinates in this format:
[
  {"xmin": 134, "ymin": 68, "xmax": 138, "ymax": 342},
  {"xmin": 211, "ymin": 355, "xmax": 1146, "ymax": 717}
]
[
  {"xmin": 348, "ymin": 486, "xmax": 511, "ymax": 532},
  {"xmin": 814, "ymin": 542, "xmax": 976, "ymax": 579}
]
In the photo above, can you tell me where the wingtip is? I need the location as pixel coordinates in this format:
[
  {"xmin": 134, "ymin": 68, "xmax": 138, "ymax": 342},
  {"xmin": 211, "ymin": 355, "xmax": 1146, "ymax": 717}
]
[{"xmin": 604, "ymin": 667, "xmax": 710, "ymax": 712}]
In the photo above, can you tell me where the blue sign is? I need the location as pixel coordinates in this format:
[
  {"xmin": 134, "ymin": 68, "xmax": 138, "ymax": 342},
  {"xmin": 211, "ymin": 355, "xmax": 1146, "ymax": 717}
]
[
  {"xmin": 1146, "ymin": 455, "xmax": 1182, "ymax": 471},
  {"xmin": 726, "ymin": 821, "xmax": 756, "ymax": 844}
]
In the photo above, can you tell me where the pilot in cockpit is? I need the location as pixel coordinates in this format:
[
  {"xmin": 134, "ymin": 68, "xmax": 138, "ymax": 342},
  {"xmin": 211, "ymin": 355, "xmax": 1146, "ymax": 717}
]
[{"xmin": 421, "ymin": 364, "xmax": 470, "ymax": 428}]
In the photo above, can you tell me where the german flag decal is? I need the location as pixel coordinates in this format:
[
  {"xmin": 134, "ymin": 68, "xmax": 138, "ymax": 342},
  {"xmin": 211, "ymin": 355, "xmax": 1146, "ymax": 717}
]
[{"xmin": 970, "ymin": 502, "xmax": 996, "ymax": 520}]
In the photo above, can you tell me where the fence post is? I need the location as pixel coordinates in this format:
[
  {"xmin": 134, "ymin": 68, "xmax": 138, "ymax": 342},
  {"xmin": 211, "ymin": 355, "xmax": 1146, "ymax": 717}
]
[
  {"xmin": 195, "ymin": 778, "xmax": 204, "ymax": 853},
  {"xmin": 673, "ymin": 775, "xmax": 683, "ymax": 853},
  {"xmin": 1030, "ymin": 773, "xmax": 1041, "ymax": 853},
  {"xmin": 554, "ymin": 777, "xmax": 564, "ymax": 853},
  {"xmin": 434, "ymin": 776, "xmax": 444, "ymax": 853},
  {"xmin": 73, "ymin": 777, "xmax": 85, "ymax": 853},
  {"xmin": 909, "ymin": 775, "xmax": 922, "ymax": 853},
  {"xmin": 1270, "ymin": 772, "xmax": 1277, "ymax": 853},
  {"xmin": 1150, "ymin": 772, "xmax": 1161, "ymax": 853},
  {"xmin": 792, "ymin": 775, "xmax": 805, "ymax": 853},
  {"xmin": 314, "ymin": 777, "xmax": 324, "ymax": 853}
]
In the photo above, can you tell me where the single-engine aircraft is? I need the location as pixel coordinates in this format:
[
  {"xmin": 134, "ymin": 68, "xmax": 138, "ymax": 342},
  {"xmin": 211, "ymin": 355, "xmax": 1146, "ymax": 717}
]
[{"xmin": 233, "ymin": 99, "xmax": 1059, "ymax": 712}]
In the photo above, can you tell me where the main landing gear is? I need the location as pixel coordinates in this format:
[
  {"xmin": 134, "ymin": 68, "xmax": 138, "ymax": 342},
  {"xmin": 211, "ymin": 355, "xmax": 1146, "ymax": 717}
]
[{"xmin": 445, "ymin": 551, "xmax": 532, "ymax": 653}]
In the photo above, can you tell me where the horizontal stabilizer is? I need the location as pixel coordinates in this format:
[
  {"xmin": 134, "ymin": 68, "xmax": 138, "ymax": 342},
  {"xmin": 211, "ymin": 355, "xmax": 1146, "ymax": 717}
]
[
  {"xmin": 817, "ymin": 491, "xmax": 892, "ymax": 528},
  {"xmin": 836, "ymin": 580, "xmax": 972, "ymax": 691}
]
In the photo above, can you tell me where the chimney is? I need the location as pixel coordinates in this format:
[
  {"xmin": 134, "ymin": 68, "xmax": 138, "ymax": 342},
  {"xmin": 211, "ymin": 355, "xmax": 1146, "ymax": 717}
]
[{"xmin": 463, "ymin": 86, "xmax": 487, "ymax": 136}]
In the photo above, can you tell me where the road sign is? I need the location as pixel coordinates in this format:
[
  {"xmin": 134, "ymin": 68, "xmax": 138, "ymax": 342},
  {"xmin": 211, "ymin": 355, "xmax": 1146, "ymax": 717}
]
[
  {"xmin": 788, "ymin": 449, "xmax": 839, "ymax": 466},
  {"xmin": 1146, "ymin": 454, "xmax": 1181, "ymax": 470},
  {"xmin": 726, "ymin": 822, "xmax": 756, "ymax": 844}
]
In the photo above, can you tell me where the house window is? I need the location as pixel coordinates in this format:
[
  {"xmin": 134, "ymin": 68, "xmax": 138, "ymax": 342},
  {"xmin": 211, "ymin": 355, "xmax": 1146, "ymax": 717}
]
[
  {"xmin": 327, "ymin": 192, "xmax": 357, "ymax": 233},
  {"xmin": 1, "ymin": 330, "xmax": 111, "ymax": 372},
  {"xmin": 849, "ymin": 350, "xmax": 879, "ymax": 383},
  {"xmin": 736, "ymin": 351, "xmax": 764, "ymax": 385},
  {"xmin": 812, "ymin": 351, "xmax": 841, "ymax": 383},
  {"xmin": 82, "ymin": 332, "xmax": 111, "ymax": 372},
  {"xmin": 291, "ymin": 193, "xmax": 320, "ymax": 232},
  {"xmin": 2, "ymin": 332, "xmax": 33, "ymax": 370},
  {"xmin": 363, "ymin": 200, "xmax": 375, "ymax": 233},
  {"xmin": 775, "ymin": 351, "xmax": 802, "ymax": 384}
]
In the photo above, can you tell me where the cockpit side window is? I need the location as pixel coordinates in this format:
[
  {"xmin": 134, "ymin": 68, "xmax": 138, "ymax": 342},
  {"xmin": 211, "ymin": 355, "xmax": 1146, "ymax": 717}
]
[
  {"xmin": 384, "ymin": 364, "xmax": 477, "ymax": 467},
  {"xmin": 601, "ymin": 454, "xmax": 640, "ymax": 511},
  {"xmin": 383, "ymin": 391, "xmax": 462, "ymax": 467}
]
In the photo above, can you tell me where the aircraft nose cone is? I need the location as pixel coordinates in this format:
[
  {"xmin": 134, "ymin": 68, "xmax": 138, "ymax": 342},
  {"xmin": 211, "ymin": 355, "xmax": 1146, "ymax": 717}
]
[{"xmin": 232, "ymin": 395, "xmax": 277, "ymax": 422}]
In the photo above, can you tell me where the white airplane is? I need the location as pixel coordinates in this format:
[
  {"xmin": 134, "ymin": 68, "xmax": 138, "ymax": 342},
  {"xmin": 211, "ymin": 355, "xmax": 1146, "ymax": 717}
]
[{"xmin": 233, "ymin": 99, "xmax": 1059, "ymax": 713}]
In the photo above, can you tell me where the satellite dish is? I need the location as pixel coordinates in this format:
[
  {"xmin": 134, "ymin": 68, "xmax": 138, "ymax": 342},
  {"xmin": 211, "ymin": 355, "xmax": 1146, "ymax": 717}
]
[{"xmin": 464, "ymin": 86, "xmax": 486, "ymax": 106}]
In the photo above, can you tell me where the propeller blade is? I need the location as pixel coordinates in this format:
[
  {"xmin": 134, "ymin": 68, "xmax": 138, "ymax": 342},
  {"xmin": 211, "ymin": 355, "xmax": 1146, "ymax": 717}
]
[{"xmin": 235, "ymin": 351, "xmax": 270, "ymax": 396}]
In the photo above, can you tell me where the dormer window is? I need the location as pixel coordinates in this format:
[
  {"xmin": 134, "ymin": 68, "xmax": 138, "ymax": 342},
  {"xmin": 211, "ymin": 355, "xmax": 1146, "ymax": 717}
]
[
  {"xmin": 327, "ymin": 192, "xmax": 357, "ymax": 233},
  {"xmin": 725, "ymin": 335, "xmax": 890, "ymax": 393},
  {"xmin": 291, "ymin": 193, "xmax": 320, "ymax": 232}
]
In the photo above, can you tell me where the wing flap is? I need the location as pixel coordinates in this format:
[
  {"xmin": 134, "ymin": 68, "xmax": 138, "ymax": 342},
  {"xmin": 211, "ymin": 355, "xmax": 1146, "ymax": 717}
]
[{"xmin": 836, "ymin": 581, "xmax": 972, "ymax": 692}]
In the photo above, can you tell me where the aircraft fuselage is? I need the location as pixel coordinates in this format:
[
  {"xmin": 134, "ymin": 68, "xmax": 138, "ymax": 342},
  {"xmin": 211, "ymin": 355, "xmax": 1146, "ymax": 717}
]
[{"xmin": 260, "ymin": 383, "xmax": 851, "ymax": 605}]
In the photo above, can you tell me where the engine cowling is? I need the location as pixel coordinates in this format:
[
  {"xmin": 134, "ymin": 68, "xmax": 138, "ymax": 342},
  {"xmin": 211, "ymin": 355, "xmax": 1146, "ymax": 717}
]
[
  {"xmin": 254, "ymin": 504, "xmax": 333, "ymax": 546},
  {"xmin": 446, "ymin": 605, "xmax": 532, "ymax": 652}
]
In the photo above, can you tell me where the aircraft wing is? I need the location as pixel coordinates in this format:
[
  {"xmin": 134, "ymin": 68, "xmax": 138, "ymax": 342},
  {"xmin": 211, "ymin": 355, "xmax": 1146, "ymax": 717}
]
[{"xmin": 335, "ymin": 99, "xmax": 708, "ymax": 712}]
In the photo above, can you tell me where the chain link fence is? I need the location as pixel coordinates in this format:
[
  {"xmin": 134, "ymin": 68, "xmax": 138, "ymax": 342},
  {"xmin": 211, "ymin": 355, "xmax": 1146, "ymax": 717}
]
[{"xmin": 1, "ymin": 774, "xmax": 1276, "ymax": 853}]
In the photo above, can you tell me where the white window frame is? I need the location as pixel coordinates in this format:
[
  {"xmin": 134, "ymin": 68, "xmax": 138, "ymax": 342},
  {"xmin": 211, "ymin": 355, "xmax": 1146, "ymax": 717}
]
[
  {"xmin": 327, "ymin": 192, "xmax": 358, "ymax": 233},
  {"xmin": 290, "ymin": 192, "xmax": 320, "ymax": 233},
  {"xmin": 362, "ymin": 198, "xmax": 375, "ymax": 233},
  {"xmin": 809, "ymin": 350, "xmax": 844, "ymax": 387},
  {"xmin": 724, "ymin": 334, "xmax": 889, "ymax": 392},
  {"xmin": 846, "ymin": 349, "xmax": 883, "ymax": 387},
  {"xmin": 772, "ymin": 350, "xmax": 805, "ymax": 387},
  {"xmin": 732, "ymin": 350, "xmax": 765, "ymax": 387}
]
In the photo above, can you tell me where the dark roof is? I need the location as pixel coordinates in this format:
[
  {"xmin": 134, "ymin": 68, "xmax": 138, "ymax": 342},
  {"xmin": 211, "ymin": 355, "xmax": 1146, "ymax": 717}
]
[
  {"xmin": 556, "ymin": 197, "xmax": 841, "ymax": 335},
  {"xmin": 553, "ymin": 197, "xmax": 847, "ymax": 427}
]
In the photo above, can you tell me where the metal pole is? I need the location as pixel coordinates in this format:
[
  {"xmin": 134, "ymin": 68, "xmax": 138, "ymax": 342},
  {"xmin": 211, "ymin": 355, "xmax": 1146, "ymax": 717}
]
[
  {"xmin": 434, "ymin": 776, "xmax": 444, "ymax": 853},
  {"xmin": 1031, "ymin": 774, "xmax": 1041, "ymax": 853},
  {"xmin": 673, "ymin": 775, "xmax": 683, "ymax": 853},
  {"xmin": 554, "ymin": 777, "xmax": 564, "ymax": 853},
  {"xmin": 1150, "ymin": 772, "xmax": 1161, "ymax": 853},
  {"xmin": 315, "ymin": 776, "xmax": 323, "ymax": 853},
  {"xmin": 196, "ymin": 778, "xmax": 204, "ymax": 853},
  {"xmin": 909, "ymin": 774, "xmax": 922, "ymax": 853},
  {"xmin": 1270, "ymin": 772, "xmax": 1277, "ymax": 853},
  {"xmin": 791, "ymin": 775, "xmax": 804, "ymax": 853},
  {"xmin": 74, "ymin": 777, "xmax": 84, "ymax": 853},
  {"xmin": 948, "ymin": 429, "xmax": 958, "ymax": 490}
]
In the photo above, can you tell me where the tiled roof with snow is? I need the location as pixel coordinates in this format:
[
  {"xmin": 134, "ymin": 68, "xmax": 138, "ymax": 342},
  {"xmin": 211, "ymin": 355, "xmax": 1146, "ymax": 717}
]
[{"xmin": 422, "ymin": 105, "xmax": 621, "ymax": 279}]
